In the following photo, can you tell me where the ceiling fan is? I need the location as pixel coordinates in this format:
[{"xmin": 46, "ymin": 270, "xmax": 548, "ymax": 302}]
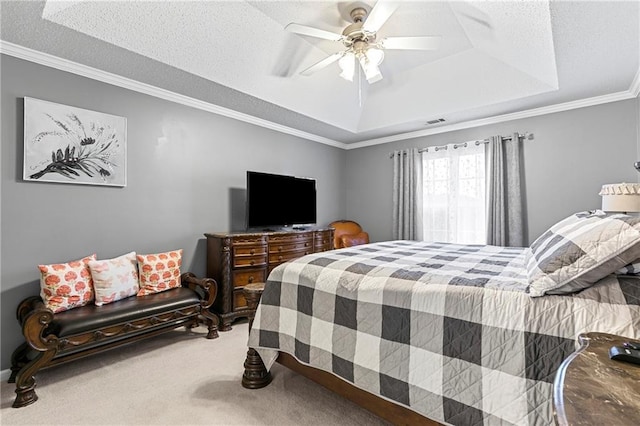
[{"xmin": 286, "ymin": 2, "xmax": 441, "ymax": 84}]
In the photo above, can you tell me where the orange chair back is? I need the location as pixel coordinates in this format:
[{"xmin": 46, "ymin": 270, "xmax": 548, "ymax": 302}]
[{"xmin": 329, "ymin": 220, "xmax": 370, "ymax": 249}]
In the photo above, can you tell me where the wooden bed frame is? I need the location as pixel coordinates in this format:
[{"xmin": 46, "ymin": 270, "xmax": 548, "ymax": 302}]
[
  {"xmin": 276, "ymin": 352, "xmax": 439, "ymax": 426},
  {"xmin": 240, "ymin": 283, "xmax": 440, "ymax": 426}
]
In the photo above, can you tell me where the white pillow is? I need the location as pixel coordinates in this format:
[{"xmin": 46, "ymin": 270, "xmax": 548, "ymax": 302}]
[{"xmin": 88, "ymin": 252, "xmax": 140, "ymax": 306}]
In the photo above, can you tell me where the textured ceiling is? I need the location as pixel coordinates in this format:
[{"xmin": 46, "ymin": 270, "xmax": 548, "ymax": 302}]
[{"xmin": 1, "ymin": 1, "xmax": 639, "ymax": 145}]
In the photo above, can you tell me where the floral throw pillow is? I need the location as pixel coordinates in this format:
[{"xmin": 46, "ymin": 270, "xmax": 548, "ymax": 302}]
[
  {"xmin": 88, "ymin": 252, "xmax": 140, "ymax": 306},
  {"xmin": 137, "ymin": 249, "xmax": 183, "ymax": 296},
  {"xmin": 39, "ymin": 254, "xmax": 96, "ymax": 313}
]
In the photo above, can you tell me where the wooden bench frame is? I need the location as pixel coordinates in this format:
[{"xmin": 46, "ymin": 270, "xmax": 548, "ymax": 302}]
[{"xmin": 8, "ymin": 272, "xmax": 219, "ymax": 408}]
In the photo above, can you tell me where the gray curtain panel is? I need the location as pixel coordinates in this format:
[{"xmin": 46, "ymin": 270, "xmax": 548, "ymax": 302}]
[
  {"xmin": 392, "ymin": 148, "xmax": 423, "ymax": 240},
  {"xmin": 486, "ymin": 133, "xmax": 525, "ymax": 246}
]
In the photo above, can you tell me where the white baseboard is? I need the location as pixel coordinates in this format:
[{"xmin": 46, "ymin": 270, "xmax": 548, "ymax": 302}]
[{"xmin": 1, "ymin": 368, "xmax": 12, "ymax": 382}]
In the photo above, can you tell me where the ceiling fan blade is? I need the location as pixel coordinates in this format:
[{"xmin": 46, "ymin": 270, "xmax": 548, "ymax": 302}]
[
  {"xmin": 451, "ymin": 2, "xmax": 493, "ymax": 30},
  {"xmin": 381, "ymin": 36, "xmax": 442, "ymax": 50},
  {"xmin": 362, "ymin": 2, "xmax": 399, "ymax": 33},
  {"xmin": 300, "ymin": 52, "xmax": 344, "ymax": 76},
  {"xmin": 285, "ymin": 23, "xmax": 342, "ymax": 41}
]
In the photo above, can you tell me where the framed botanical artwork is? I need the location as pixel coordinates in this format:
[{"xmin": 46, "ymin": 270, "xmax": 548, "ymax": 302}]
[{"xmin": 23, "ymin": 97, "xmax": 127, "ymax": 187}]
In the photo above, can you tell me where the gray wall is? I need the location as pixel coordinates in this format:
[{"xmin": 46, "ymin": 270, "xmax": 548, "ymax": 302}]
[
  {"xmin": 0, "ymin": 55, "xmax": 346, "ymax": 369},
  {"xmin": 2, "ymin": 52, "xmax": 638, "ymax": 372},
  {"xmin": 346, "ymin": 98, "xmax": 640, "ymax": 244}
]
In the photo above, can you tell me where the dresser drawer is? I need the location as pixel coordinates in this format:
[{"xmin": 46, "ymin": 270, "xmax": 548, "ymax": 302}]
[
  {"xmin": 233, "ymin": 288, "xmax": 247, "ymax": 309},
  {"xmin": 233, "ymin": 254, "xmax": 267, "ymax": 268},
  {"xmin": 269, "ymin": 248, "xmax": 312, "ymax": 265},
  {"xmin": 232, "ymin": 268, "xmax": 267, "ymax": 287},
  {"xmin": 269, "ymin": 233, "xmax": 313, "ymax": 244},
  {"xmin": 269, "ymin": 240, "xmax": 312, "ymax": 254},
  {"xmin": 230, "ymin": 235, "xmax": 267, "ymax": 245},
  {"xmin": 314, "ymin": 233, "xmax": 332, "ymax": 247},
  {"xmin": 315, "ymin": 244, "xmax": 332, "ymax": 253},
  {"xmin": 233, "ymin": 245, "xmax": 267, "ymax": 257}
]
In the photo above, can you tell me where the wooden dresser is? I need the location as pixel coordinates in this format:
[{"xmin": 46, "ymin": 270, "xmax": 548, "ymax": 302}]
[{"xmin": 205, "ymin": 228, "xmax": 334, "ymax": 330}]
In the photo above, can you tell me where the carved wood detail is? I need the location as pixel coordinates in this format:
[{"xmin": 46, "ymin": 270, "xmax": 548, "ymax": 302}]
[
  {"xmin": 205, "ymin": 228, "xmax": 334, "ymax": 331},
  {"xmin": 57, "ymin": 308, "xmax": 200, "ymax": 351},
  {"xmin": 9, "ymin": 273, "xmax": 218, "ymax": 408}
]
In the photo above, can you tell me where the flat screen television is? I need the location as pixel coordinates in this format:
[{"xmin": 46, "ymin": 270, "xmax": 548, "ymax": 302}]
[{"xmin": 246, "ymin": 171, "xmax": 317, "ymax": 230}]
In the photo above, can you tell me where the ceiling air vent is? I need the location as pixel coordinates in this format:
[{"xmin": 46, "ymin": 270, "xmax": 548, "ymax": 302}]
[{"xmin": 425, "ymin": 118, "xmax": 446, "ymax": 125}]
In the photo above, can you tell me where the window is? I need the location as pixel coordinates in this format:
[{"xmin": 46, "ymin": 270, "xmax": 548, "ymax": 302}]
[{"xmin": 421, "ymin": 142, "xmax": 486, "ymax": 244}]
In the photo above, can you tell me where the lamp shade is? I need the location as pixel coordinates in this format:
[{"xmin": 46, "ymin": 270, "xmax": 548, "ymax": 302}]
[{"xmin": 600, "ymin": 183, "xmax": 640, "ymax": 213}]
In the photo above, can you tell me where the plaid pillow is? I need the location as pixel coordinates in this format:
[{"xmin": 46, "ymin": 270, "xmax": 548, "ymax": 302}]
[
  {"xmin": 616, "ymin": 260, "xmax": 640, "ymax": 275},
  {"xmin": 527, "ymin": 210, "xmax": 640, "ymax": 296}
]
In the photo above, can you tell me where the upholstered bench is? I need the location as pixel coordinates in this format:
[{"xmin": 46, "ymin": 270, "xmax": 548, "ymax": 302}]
[{"xmin": 8, "ymin": 272, "xmax": 219, "ymax": 408}]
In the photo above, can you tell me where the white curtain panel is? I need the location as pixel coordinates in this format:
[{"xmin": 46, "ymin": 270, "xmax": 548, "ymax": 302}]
[
  {"xmin": 392, "ymin": 148, "xmax": 423, "ymax": 240},
  {"xmin": 421, "ymin": 142, "xmax": 486, "ymax": 244}
]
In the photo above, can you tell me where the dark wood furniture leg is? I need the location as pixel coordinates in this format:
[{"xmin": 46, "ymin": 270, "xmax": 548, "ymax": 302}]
[
  {"xmin": 8, "ymin": 342, "xmax": 30, "ymax": 383},
  {"xmin": 241, "ymin": 283, "xmax": 272, "ymax": 389},
  {"xmin": 182, "ymin": 272, "xmax": 220, "ymax": 339}
]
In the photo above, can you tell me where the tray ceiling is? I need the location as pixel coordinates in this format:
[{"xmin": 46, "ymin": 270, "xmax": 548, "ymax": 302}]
[{"xmin": 1, "ymin": 1, "xmax": 639, "ymax": 145}]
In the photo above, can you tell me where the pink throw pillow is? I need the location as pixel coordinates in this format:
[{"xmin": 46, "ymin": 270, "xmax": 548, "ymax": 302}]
[
  {"xmin": 39, "ymin": 254, "xmax": 96, "ymax": 313},
  {"xmin": 137, "ymin": 249, "xmax": 183, "ymax": 296}
]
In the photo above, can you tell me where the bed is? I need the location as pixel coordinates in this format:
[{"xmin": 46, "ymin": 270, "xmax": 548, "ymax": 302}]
[{"xmin": 246, "ymin": 212, "xmax": 640, "ymax": 425}]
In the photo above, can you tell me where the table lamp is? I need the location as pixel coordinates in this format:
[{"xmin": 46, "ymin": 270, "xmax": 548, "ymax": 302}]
[{"xmin": 600, "ymin": 183, "xmax": 640, "ymax": 213}]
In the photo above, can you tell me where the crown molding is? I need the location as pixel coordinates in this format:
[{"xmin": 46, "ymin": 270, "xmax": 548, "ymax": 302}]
[
  {"xmin": 630, "ymin": 67, "xmax": 640, "ymax": 97},
  {"xmin": 0, "ymin": 41, "xmax": 347, "ymax": 149},
  {"xmin": 346, "ymin": 89, "xmax": 638, "ymax": 150},
  {"xmin": 1, "ymin": 40, "xmax": 638, "ymax": 151}
]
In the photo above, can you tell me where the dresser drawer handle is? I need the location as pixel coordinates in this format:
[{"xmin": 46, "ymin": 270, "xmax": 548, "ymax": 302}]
[
  {"xmin": 278, "ymin": 247, "xmax": 283, "ymax": 252},
  {"xmin": 250, "ymin": 249, "xmax": 255, "ymax": 255},
  {"xmin": 250, "ymin": 260, "xmax": 255, "ymax": 266},
  {"xmin": 278, "ymin": 255, "xmax": 283, "ymax": 261},
  {"xmin": 248, "ymin": 276, "xmax": 254, "ymax": 283},
  {"xmin": 305, "ymin": 243, "xmax": 309, "ymax": 247}
]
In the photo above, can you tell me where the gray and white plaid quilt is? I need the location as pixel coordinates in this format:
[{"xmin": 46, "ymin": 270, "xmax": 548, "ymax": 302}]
[{"xmin": 248, "ymin": 241, "xmax": 640, "ymax": 426}]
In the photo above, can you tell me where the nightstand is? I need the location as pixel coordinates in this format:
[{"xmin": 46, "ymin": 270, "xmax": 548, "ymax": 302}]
[{"xmin": 553, "ymin": 332, "xmax": 640, "ymax": 426}]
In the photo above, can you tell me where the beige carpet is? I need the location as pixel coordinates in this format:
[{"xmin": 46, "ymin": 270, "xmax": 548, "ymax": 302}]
[{"xmin": 0, "ymin": 322, "xmax": 389, "ymax": 425}]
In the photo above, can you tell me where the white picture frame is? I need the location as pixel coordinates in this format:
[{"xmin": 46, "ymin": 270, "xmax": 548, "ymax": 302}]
[{"xmin": 23, "ymin": 97, "xmax": 127, "ymax": 187}]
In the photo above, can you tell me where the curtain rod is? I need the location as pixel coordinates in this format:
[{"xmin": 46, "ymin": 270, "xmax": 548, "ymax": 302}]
[{"xmin": 389, "ymin": 132, "xmax": 534, "ymax": 158}]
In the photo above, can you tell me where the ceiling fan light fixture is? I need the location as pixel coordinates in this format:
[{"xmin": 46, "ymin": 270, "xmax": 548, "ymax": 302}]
[
  {"xmin": 338, "ymin": 52, "xmax": 356, "ymax": 82},
  {"xmin": 366, "ymin": 46, "xmax": 384, "ymax": 66},
  {"xmin": 287, "ymin": 2, "xmax": 441, "ymax": 85},
  {"xmin": 358, "ymin": 53, "xmax": 383, "ymax": 84}
]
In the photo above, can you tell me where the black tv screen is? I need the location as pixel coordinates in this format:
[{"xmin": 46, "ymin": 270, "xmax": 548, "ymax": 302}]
[{"xmin": 246, "ymin": 171, "xmax": 317, "ymax": 229}]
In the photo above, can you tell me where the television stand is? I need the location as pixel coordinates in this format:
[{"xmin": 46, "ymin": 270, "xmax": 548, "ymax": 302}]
[{"xmin": 204, "ymin": 228, "xmax": 334, "ymax": 331}]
